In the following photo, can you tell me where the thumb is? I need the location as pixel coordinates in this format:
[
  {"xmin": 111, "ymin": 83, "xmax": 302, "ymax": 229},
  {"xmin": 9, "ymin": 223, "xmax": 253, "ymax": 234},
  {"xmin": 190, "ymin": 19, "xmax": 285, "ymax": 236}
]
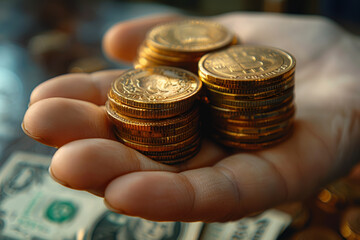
[{"xmin": 102, "ymin": 14, "xmax": 180, "ymax": 63}]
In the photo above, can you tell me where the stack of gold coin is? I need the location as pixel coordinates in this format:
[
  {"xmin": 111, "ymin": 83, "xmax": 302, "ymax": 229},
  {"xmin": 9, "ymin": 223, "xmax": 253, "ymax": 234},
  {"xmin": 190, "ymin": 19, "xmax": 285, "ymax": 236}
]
[
  {"xmin": 134, "ymin": 19, "xmax": 237, "ymax": 73},
  {"xmin": 106, "ymin": 66, "xmax": 202, "ymax": 164},
  {"xmin": 198, "ymin": 45, "xmax": 296, "ymax": 150}
]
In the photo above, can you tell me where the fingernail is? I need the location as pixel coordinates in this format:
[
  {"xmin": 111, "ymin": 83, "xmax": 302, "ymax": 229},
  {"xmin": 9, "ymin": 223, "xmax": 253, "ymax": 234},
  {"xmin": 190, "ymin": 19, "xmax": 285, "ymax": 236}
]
[
  {"xmin": 21, "ymin": 122, "xmax": 30, "ymax": 136},
  {"xmin": 48, "ymin": 166, "xmax": 70, "ymax": 187},
  {"xmin": 21, "ymin": 122, "xmax": 58, "ymax": 148},
  {"xmin": 21, "ymin": 122, "xmax": 42, "ymax": 140},
  {"xmin": 104, "ymin": 199, "xmax": 125, "ymax": 214}
]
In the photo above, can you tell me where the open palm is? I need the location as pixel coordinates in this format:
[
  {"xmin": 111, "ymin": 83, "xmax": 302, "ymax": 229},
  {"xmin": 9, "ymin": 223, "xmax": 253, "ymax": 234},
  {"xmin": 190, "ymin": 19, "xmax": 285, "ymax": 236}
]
[{"xmin": 22, "ymin": 13, "xmax": 360, "ymax": 222}]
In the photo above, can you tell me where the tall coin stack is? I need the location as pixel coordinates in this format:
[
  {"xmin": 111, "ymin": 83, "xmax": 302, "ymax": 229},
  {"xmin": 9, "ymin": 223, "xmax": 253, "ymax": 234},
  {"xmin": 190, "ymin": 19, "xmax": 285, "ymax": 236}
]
[
  {"xmin": 198, "ymin": 45, "xmax": 296, "ymax": 150},
  {"xmin": 134, "ymin": 19, "xmax": 237, "ymax": 73},
  {"xmin": 106, "ymin": 66, "xmax": 203, "ymax": 164}
]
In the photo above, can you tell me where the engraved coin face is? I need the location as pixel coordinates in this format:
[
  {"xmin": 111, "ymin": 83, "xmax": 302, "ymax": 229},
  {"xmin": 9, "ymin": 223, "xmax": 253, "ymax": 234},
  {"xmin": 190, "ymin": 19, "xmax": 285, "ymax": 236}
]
[
  {"xmin": 147, "ymin": 19, "xmax": 234, "ymax": 52},
  {"xmin": 112, "ymin": 67, "xmax": 202, "ymax": 107},
  {"xmin": 199, "ymin": 45, "xmax": 296, "ymax": 81}
]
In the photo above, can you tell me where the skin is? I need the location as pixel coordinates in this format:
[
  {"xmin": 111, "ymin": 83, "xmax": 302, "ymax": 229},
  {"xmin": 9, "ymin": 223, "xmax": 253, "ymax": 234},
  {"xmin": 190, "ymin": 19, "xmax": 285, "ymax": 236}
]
[{"xmin": 22, "ymin": 13, "xmax": 360, "ymax": 222}]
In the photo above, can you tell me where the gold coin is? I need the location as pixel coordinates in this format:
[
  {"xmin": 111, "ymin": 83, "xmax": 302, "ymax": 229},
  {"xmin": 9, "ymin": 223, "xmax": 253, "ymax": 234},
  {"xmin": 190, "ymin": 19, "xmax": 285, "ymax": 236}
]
[
  {"xmin": 198, "ymin": 45, "xmax": 296, "ymax": 85},
  {"xmin": 155, "ymin": 148, "xmax": 201, "ymax": 164},
  {"xmin": 115, "ymin": 118, "xmax": 200, "ymax": 138},
  {"xmin": 340, "ymin": 207, "xmax": 360, "ymax": 240},
  {"xmin": 211, "ymin": 130, "xmax": 291, "ymax": 150},
  {"xmin": 208, "ymin": 102, "xmax": 295, "ymax": 121},
  {"xmin": 137, "ymin": 49, "xmax": 189, "ymax": 66},
  {"xmin": 145, "ymin": 145, "xmax": 200, "ymax": 161},
  {"xmin": 135, "ymin": 51, "xmax": 200, "ymax": 73},
  {"xmin": 316, "ymin": 180, "xmax": 351, "ymax": 213},
  {"xmin": 140, "ymin": 138, "xmax": 201, "ymax": 157},
  {"xmin": 110, "ymin": 67, "xmax": 202, "ymax": 110},
  {"xmin": 207, "ymin": 87, "xmax": 293, "ymax": 108},
  {"xmin": 114, "ymin": 123, "xmax": 199, "ymax": 145},
  {"xmin": 118, "ymin": 132, "xmax": 201, "ymax": 152},
  {"xmin": 133, "ymin": 57, "xmax": 157, "ymax": 69},
  {"xmin": 146, "ymin": 19, "xmax": 235, "ymax": 54},
  {"xmin": 209, "ymin": 95, "xmax": 294, "ymax": 113},
  {"xmin": 140, "ymin": 42, "xmax": 202, "ymax": 62},
  {"xmin": 200, "ymin": 73, "xmax": 295, "ymax": 96},
  {"xmin": 213, "ymin": 119, "xmax": 293, "ymax": 139},
  {"xmin": 214, "ymin": 117, "xmax": 294, "ymax": 134},
  {"xmin": 211, "ymin": 104, "xmax": 295, "ymax": 127},
  {"xmin": 106, "ymin": 102, "xmax": 199, "ymax": 132},
  {"xmin": 107, "ymin": 94, "xmax": 191, "ymax": 119}
]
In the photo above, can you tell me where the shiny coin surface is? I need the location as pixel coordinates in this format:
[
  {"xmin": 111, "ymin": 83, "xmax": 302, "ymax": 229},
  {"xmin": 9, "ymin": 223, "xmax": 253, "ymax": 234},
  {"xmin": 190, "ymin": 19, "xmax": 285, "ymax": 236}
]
[
  {"xmin": 147, "ymin": 19, "xmax": 235, "ymax": 53},
  {"xmin": 201, "ymin": 73, "xmax": 295, "ymax": 97},
  {"xmin": 212, "ymin": 131, "xmax": 291, "ymax": 150},
  {"xmin": 208, "ymin": 102, "xmax": 295, "ymax": 121},
  {"xmin": 111, "ymin": 67, "xmax": 202, "ymax": 110},
  {"xmin": 340, "ymin": 207, "xmax": 360, "ymax": 239},
  {"xmin": 106, "ymin": 102, "xmax": 199, "ymax": 132},
  {"xmin": 199, "ymin": 45, "xmax": 296, "ymax": 85},
  {"xmin": 118, "ymin": 132, "xmax": 201, "ymax": 152},
  {"xmin": 114, "ymin": 124, "xmax": 199, "ymax": 145}
]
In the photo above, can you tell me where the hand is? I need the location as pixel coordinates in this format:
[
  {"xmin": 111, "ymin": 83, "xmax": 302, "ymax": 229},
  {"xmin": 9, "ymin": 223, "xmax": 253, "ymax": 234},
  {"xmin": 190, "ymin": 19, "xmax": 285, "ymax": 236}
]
[{"xmin": 22, "ymin": 13, "xmax": 360, "ymax": 222}]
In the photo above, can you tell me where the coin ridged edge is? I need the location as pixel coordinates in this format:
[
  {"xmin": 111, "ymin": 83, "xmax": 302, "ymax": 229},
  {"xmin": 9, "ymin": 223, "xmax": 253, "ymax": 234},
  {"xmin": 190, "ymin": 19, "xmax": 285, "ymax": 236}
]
[
  {"xmin": 147, "ymin": 19, "xmax": 235, "ymax": 53},
  {"xmin": 106, "ymin": 101, "xmax": 200, "ymax": 130}
]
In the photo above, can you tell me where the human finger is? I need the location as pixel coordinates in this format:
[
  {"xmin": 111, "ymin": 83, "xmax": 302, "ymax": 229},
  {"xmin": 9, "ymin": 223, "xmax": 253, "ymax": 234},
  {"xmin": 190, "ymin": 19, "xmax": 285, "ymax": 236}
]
[
  {"xmin": 103, "ymin": 14, "xmax": 180, "ymax": 63},
  {"xmin": 48, "ymin": 138, "xmax": 228, "ymax": 197},
  {"xmin": 49, "ymin": 138, "xmax": 178, "ymax": 197},
  {"xmin": 29, "ymin": 70, "xmax": 124, "ymax": 106},
  {"xmin": 23, "ymin": 97, "xmax": 113, "ymax": 147},
  {"xmin": 103, "ymin": 121, "xmax": 334, "ymax": 222}
]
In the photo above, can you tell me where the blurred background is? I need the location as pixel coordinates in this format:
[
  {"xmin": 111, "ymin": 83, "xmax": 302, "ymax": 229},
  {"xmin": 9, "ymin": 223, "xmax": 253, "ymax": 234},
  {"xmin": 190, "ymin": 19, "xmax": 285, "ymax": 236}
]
[{"xmin": 0, "ymin": 0, "xmax": 360, "ymax": 160}]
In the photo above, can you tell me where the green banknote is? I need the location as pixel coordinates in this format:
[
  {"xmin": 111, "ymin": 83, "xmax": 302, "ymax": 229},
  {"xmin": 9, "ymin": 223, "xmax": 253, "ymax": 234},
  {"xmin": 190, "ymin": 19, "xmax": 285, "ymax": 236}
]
[
  {"xmin": 0, "ymin": 151, "xmax": 292, "ymax": 240},
  {"xmin": 0, "ymin": 152, "xmax": 204, "ymax": 240},
  {"xmin": 200, "ymin": 209, "xmax": 291, "ymax": 240},
  {"xmin": 86, "ymin": 211, "xmax": 203, "ymax": 240},
  {"xmin": 0, "ymin": 151, "xmax": 106, "ymax": 239}
]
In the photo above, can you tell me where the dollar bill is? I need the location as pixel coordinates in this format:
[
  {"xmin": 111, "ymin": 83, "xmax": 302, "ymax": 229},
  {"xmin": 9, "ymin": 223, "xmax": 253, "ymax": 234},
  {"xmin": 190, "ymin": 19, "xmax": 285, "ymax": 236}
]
[
  {"xmin": 0, "ymin": 151, "xmax": 291, "ymax": 240},
  {"xmin": 0, "ymin": 151, "xmax": 204, "ymax": 240},
  {"xmin": 0, "ymin": 151, "xmax": 106, "ymax": 240},
  {"xmin": 199, "ymin": 209, "xmax": 292, "ymax": 240},
  {"xmin": 85, "ymin": 211, "xmax": 203, "ymax": 240}
]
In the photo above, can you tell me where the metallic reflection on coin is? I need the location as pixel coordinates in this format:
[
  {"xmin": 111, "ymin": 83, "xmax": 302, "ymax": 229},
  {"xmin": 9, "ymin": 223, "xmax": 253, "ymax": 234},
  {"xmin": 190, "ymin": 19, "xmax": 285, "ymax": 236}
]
[
  {"xmin": 147, "ymin": 19, "xmax": 234, "ymax": 53},
  {"xmin": 340, "ymin": 207, "xmax": 360, "ymax": 240},
  {"xmin": 135, "ymin": 19, "xmax": 237, "ymax": 73},
  {"xmin": 199, "ymin": 45, "xmax": 295, "ymax": 85},
  {"xmin": 111, "ymin": 67, "xmax": 202, "ymax": 110},
  {"xmin": 198, "ymin": 45, "xmax": 296, "ymax": 150},
  {"xmin": 106, "ymin": 67, "xmax": 202, "ymax": 164}
]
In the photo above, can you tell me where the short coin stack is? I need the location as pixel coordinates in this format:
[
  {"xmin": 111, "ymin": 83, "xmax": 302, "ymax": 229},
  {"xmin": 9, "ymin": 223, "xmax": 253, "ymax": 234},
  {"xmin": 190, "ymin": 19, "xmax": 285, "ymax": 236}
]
[
  {"xmin": 106, "ymin": 66, "xmax": 202, "ymax": 164},
  {"xmin": 198, "ymin": 45, "xmax": 296, "ymax": 150},
  {"xmin": 134, "ymin": 19, "xmax": 237, "ymax": 73}
]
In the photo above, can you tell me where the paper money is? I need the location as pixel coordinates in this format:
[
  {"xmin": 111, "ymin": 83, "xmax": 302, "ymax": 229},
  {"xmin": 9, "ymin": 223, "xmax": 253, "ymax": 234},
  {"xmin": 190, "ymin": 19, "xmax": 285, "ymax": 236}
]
[
  {"xmin": 200, "ymin": 209, "xmax": 291, "ymax": 240},
  {"xmin": 0, "ymin": 151, "xmax": 106, "ymax": 240},
  {"xmin": 0, "ymin": 151, "xmax": 292, "ymax": 240},
  {"xmin": 0, "ymin": 151, "xmax": 204, "ymax": 240},
  {"xmin": 85, "ymin": 211, "xmax": 203, "ymax": 240}
]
